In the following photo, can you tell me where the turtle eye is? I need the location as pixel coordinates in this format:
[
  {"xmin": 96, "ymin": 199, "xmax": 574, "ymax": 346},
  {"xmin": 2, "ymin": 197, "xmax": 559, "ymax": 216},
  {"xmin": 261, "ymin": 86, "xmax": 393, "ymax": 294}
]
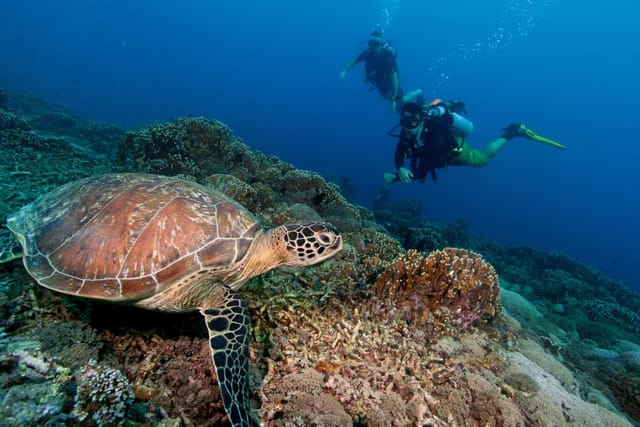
[{"xmin": 317, "ymin": 232, "xmax": 335, "ymax": 245}]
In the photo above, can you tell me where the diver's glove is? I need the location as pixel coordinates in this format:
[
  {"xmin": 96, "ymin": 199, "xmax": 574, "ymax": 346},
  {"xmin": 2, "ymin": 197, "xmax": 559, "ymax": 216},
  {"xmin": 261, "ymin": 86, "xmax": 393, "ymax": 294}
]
[
  {"xmin": 398, "ymin": 167, "xmax": 413, "ymax": 183},
  {"xmin": 339, "ymin": 70, "xmax": 347, "ymax": 80},
  {"xmin": 383, "ymin": 173, "xmax": 397, "ymax": 183},
  {"xmin": 501, "ymin": 123, "xmax": 524, "ymax": 140}
]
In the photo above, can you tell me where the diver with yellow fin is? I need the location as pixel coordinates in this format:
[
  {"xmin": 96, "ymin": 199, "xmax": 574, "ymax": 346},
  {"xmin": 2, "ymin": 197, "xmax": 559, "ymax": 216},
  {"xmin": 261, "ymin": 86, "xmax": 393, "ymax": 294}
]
[{"xmin": 384, "ymin": 100, "xmax": 566, "ymax": 184}]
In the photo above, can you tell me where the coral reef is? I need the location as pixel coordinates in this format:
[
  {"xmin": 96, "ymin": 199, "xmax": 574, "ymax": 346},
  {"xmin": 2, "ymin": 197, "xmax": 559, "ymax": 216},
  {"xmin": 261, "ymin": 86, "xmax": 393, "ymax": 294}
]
[
  {"xmin": 502, "ymin": 351, "xmax": 631, "ymax": 426},
  {"xmin": 373, "ymin": 193, "xmax": 471, "ymax": 252},
  {"xmin": 115, "ymin": 117, "xmax": 236, "ymax": 180},
  {"xmin": 259, "ymin": 249, "xmax": 503, "ymax": 425},
  {"xmin": 608, "ymin": 372, "xmax": 640, "ymax": 422},
  {"xmin": 260, "ymin": 368, "xmax": 352, "ymax": 425},
  {"xmin": 103, "ymin": 328, "xmax": 228, "ymax": 425},
  {"xmin": 326, "ymin": 175, "xmax": 357, "ymax": 203},
  {"xmin": 0, "ymin": 93, "xmax": 118, "ymax": 226},
  {"xmin": 260, "ymin": 287, "xmax": 631, "ymax": 426},
  {"xmin": 483, "ymin": 245, "xmax": 640, "ymax": 331},
  {"xmin": 373, "ymin": 248, "xmax": 501, "ymax": 334},
  {"xmin": 39, "ymin": 321, "xmax": 103, "ymax": 370},
  {"xmin": 1, "ymin": 94, "xmax": 639, "ymax": 425}
]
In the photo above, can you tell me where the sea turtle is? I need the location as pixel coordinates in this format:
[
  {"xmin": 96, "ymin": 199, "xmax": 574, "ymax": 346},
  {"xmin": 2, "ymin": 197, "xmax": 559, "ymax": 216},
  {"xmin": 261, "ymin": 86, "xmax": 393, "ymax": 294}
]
[{"xmin": 0, "ymin": 173, "xmax": 343, "ymax": 426}]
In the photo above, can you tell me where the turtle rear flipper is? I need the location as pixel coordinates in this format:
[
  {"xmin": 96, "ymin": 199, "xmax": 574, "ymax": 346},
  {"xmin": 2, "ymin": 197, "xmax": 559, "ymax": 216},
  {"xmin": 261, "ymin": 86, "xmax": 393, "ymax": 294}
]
[
  {"xmin": 0, "ymin": 229, "xmax": 22, "ymax": 263},
  {"xmin": 201, "ymin": 287, "xmax": 256, "ymax": 427}
]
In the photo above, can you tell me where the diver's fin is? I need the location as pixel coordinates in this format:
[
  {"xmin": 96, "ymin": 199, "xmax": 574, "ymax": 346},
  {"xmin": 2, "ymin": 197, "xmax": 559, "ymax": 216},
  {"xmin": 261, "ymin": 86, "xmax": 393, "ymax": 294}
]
[
  {"xmin": 518, "ymin": 124, "xmax": 567, "ymax": 150},
  {"xmin": 502, "ymin": 123, "xmax": 567, "ymax": 150}
]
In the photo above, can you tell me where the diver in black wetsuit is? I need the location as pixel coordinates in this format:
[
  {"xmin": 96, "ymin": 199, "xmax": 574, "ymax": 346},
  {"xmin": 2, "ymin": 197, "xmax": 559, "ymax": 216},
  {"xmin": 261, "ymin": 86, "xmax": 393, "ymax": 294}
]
[{"xmin": 385, "ymin": 100, "xmax": 565, "ymax": 183}]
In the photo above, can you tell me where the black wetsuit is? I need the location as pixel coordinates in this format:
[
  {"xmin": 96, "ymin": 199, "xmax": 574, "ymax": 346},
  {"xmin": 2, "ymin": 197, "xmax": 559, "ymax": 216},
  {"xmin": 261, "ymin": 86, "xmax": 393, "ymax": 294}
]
[
  {"xmin": 357, "ymin": 44, "xmax": 398, "ymax": 100},
  {"xmin": 394, "ymin": 118, "xmax": 461, "ymax": 182}
]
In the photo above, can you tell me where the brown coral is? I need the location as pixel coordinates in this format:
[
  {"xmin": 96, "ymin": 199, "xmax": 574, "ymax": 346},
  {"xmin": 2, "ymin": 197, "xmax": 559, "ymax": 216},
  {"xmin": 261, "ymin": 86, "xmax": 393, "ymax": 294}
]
[{"xmin": 374, "ymin": 248, "xmax": 501, "ymax": 333}]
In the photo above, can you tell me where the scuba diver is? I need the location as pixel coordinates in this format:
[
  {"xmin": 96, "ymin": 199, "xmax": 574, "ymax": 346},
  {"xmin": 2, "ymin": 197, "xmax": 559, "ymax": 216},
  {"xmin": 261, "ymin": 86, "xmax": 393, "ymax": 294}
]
[
  {"xmin": 340, "ymin": 29, "xmax": 422, "ymax": 111},
  {"xmin": 384, "ymin": 100, "xmax": 566, "ymax": 184}
]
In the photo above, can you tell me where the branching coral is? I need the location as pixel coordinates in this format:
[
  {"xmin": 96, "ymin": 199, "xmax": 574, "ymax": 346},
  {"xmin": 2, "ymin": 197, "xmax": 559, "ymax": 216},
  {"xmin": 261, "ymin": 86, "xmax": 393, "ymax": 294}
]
[
  {"xmin": 260, "ymin": 295, "xmax": 511, "ymax": 425},
  {"xmin": 261, "ymin": 303, "xmax": 437, "ymax": 424},
  {"xmin": 73, "ymin": 360, "xmax": 134, "ymax": 426},
  {"xmin": 374, "ymin": 248, "xmax": 501, "ymax": 333}
]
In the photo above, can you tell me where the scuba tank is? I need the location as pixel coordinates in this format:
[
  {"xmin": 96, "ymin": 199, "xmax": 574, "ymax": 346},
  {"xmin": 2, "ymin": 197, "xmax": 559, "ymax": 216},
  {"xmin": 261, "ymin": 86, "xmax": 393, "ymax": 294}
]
[{"xmin": 426, "ymin": 105, "xmax": 473, "ymax": 137}]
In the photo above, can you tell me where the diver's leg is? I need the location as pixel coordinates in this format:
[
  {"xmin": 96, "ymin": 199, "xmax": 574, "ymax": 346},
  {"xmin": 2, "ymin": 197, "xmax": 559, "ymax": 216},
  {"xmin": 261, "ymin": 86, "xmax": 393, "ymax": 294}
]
[
  {"xmin": 377, "ymin": 77, "xmax": 391, "ymax": 99},
  {"xmin": 402, "ymin": 88, "xmax": 424, "ymax": 104},
  {"xmin": 452, "ymin": 138, "xmax": 508, "ymax": 168}
]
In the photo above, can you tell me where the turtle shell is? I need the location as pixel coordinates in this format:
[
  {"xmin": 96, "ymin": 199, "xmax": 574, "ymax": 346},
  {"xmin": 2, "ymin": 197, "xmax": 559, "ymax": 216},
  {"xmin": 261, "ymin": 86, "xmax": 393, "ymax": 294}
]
[{"xmin": 7, "ymin": 173, "xmax": 260, "ymax": 302}]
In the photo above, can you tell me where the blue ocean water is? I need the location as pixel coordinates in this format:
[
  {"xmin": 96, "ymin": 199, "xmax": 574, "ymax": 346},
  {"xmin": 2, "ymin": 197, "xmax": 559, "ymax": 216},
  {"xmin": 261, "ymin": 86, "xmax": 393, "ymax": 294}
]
[{"xmin": 1, "ymin": 0, "xmax": 638, "ymax": 290}]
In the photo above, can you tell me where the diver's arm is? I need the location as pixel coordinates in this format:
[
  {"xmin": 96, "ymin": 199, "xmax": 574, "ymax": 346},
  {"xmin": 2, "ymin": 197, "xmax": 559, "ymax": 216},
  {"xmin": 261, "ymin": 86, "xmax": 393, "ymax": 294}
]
[
  {"xmin": 394, "ymin": 138, "xmax": 409, "ymax": 169},
  {"xmin": 385, "ymin": 138, "xmax": 413, "ymax": 183},
  {"xmin": 340, "ymin": 56, "xmax": 362, "ymax": 79}
]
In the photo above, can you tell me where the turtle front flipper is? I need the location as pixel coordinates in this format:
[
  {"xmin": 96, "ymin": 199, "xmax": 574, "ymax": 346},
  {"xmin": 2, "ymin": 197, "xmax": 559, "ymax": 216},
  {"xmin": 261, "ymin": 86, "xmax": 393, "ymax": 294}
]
[
  {"xmin": 201, "ymin": 286, "xmax": 255, "ymax": 427},
  {"xmin": 0, "ymin": 228, "xmax": 22, "ymax": 263}
]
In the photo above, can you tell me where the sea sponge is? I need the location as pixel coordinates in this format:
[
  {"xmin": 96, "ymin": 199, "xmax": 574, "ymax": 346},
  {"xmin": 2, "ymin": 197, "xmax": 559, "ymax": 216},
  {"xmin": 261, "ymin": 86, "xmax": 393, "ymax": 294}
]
[{"xmin": 373, "ymin": 248, "xmax": 501, "ymax": 333}]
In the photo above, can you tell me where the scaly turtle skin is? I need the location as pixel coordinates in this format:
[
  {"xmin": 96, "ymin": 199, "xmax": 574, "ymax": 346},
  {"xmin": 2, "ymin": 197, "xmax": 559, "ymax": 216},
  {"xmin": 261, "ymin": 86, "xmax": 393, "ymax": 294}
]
[{"xmin": 1, "ymin": 173, "xmax": 343, "ymax": 426}]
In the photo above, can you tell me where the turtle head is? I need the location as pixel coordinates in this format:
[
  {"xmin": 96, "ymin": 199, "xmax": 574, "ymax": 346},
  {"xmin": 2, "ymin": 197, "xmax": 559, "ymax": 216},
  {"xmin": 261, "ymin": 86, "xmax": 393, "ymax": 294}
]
[
  {"xmin": 232, "ymin": 222, "xmax": 342, "ymax": 287},
  {"xmin": 276, "ymin": 222, "xmax": 343, "ymax": 266}
]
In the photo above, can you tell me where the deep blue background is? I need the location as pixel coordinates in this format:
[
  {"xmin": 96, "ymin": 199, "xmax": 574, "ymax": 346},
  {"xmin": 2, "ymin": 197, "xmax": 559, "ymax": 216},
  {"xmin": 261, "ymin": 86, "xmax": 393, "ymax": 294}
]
[{"xmin": 1, "ymin": 0, "xmax": 638, "ymax": 289}]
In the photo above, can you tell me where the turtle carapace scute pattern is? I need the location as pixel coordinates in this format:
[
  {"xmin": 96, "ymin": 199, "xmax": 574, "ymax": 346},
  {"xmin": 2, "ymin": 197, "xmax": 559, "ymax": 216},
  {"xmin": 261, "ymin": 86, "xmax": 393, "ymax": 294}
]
[{"xmin": 3, "ymin": 173, "xmax": 343, "ymax": 426}]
